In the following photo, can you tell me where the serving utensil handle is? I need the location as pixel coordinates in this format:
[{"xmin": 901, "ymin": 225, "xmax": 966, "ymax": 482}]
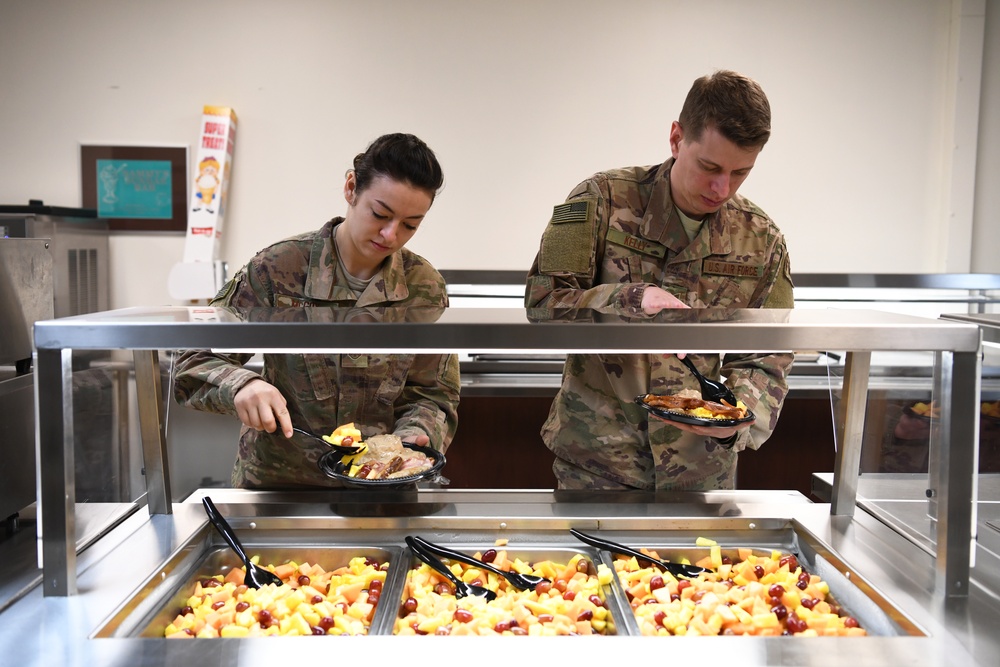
[
  {"xmin": 410, "ymin": 535, "xmax": 503, "ymax": 577},
  {"xmin": 203, "ymin": 496, "xmax": 251, "ymax": 565},
  {"xmin": 405, "ymin": 536, "xmax": 462, "ymax": 586},
  {"xmin": 569, "ymin": 528, "xmax": 707, "ymax": 577}
]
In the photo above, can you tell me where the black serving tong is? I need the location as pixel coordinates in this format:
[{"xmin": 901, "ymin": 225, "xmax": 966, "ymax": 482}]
[
  {"xmin": 405, "ymin": 536, "xmax": 497, "ymax": 601},
  {"xmin": 678, "ymin": 356, "xmax": 739, "ymax": 407},
  {"xmin": 570, "ymin": 529, "xmax": 710, "ymax": 578},
  {"xmin": 409, "ymin": 535, "xmax": 549, "ymax": 591},
  {"xmin": 202, "ymin": 496, "xmax": 283, "ymax": 589}
]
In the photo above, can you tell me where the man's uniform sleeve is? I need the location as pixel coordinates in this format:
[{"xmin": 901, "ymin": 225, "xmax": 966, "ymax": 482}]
[
  {"xmin": 722, "ymin": 240, "xmax": 795, "ymax": 452},
  {"xmin": 525, "ymin": 180, "xmax": 649, "ymax": 316}
]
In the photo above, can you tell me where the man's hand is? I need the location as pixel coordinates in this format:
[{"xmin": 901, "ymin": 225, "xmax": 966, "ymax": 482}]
[
  {"xmin": 402, "ymin": 434, "xmax": 432, "ymax": 447},
  {"xmin": 234, "ymin": 378, "xmax": 293, "ymax": 438},
  {"xmin": 641, "ymin": 286, "xmax": 689, "ymax": 314},
  {"xmin": 669, "ymin": 419, "xmax": 754, "ymax": 439}
]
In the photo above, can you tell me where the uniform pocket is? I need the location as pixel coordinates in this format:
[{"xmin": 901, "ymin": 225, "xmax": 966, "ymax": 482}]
[
  {"xmin": 373, "ymin": 354, "xmax": 413, "ymax": 406},
  {"xmin": 271, "ymin": 354, "xmax": 339, "ymax": 402},
  {"xmin": 704, "ymin": 278, "xmax": 757, "ymax": 308}
]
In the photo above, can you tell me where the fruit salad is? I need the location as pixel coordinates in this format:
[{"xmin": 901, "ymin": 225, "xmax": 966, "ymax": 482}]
[
  {"xmin": 394, "ymin": 550, "xmax": 615, "ymax": 636},
  {"xmin": 615, "ymin": 540, "xmax": 866, "ymax": 637},
  {"xmin": 164, "ymin": 555, "xmax": 388, "ymax": 637}
]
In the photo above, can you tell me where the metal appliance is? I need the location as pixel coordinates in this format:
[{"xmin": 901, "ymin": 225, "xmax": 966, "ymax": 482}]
[
  {"xmin": 0, "ymin": 202, "xmax": 113, "ymax": 528},
  {"xmin": 0, "ymin": 239, "xmax": 52, "ymax": 530},
  {"xmin": 0, "ymin": 201, "xmax": 109, "ymax": 318}
]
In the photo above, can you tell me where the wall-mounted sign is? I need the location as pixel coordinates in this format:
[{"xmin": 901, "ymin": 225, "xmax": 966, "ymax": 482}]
[{"xmin": 81, "ymin": 145, "xmax": 188, "ymax": 231}]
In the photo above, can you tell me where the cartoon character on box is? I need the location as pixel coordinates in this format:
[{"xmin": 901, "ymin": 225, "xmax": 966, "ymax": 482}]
[{"xmin": 192, "ymin": 156, "xmax": 221, "ymax": 213}]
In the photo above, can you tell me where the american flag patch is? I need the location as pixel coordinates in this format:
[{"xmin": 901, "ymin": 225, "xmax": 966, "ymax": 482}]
[{"xmin": 550, "ymin": 200, "xmax": 590, "ymax": 224}]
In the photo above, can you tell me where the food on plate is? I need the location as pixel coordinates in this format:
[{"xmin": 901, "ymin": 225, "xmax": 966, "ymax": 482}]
[
  {"xmin": 642, "ymin": 388, "xmax": 748, "ymax": 420},
  {"xmin": 982, "ymin": 400, "xmax": 1000, "ymax": 419},
  {"xmin": 394, "ymin": 551, "xmax": 615, "ymax": 635},
  {"xmin": 615, "ymin": 541, "xmax": 865, "ymax": 637},
  {"xmin": 163, "ymin": 555, "xmax": 388, "ymax": 637},
  {"xmin": 344, "ymin": 433, "xmax": 434, "ymax": 480},
  {"xmin": 322, "ymin": 422, "xmax": 366, "ymax": 451},
  {"xmin": 909, "ymin": 401, "xmax": 940, "ymax": 419},
  {"xmin": 321, "ymin": 423, "xmax": 434, "ymax": 480}
]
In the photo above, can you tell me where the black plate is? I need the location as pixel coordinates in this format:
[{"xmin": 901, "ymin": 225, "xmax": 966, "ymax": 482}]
[
  {"xmin": 317, "ymin": 442, "xmax": 446, "ymax": 488},
  {"xmin": 635, "ymin": 395, "xmax": 755, "ymax": 428},
  {"xmin": 902, "ymin": 401, "xmax": 937, "ymax": 421}
]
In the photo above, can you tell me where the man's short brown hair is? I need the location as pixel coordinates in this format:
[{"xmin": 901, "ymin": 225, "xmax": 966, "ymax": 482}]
[{"xmin": 678, "ymin": 70, "xmax": 771, "ymax": 149}]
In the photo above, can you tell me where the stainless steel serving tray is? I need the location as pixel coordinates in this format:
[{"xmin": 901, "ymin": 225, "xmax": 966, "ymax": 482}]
[
  {"xmin": 93, "ymin": 520, "xmax": 922, "ymax": 638},
  {"xmin": 394, "ymin": 546, "xmax": 621, "ymax": 635}
]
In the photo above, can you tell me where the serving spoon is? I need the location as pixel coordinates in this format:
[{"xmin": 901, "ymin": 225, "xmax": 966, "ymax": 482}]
[
  {"xmin": 405, "ymin": 536, "xmax": 497, "ymax": 601},
  {"xmin": 409, "ymin": 535, "xmax": 549, "ymax": 591},
  {"xmin": 570, "ymin": 529, "xmax": 709, "ymax": 578},
  {"xmin": 202, "ymin": 496, "xmax": 283, "ymax": 589},
  {"xmin": 291, "ymin": 427, "xmax": 364, "ymax": 455},
  {"xmin": 678, "ymin": 356, "xmax": 739, "ymax": 407}
]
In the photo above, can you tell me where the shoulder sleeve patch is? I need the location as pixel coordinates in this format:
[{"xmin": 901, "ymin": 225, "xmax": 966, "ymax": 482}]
[
  {"xmin": 209, "ymin": 271, "xmax": 241, "ymax": 306},
  {"xmin": 736, "ymin": 196, "xmax": 768, "ymax": 220},
  {"xmin": 538, "ymin": 196, "xmax": 597, "ymax": 275}
]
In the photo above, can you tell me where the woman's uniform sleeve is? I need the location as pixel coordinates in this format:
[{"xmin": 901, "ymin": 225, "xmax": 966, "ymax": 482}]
[
  {"xmin": 172, "ymin": 264, "xmax": 268, "ymax": 414},
  {"xmin": 392, "ymin": 352, "xmax": 461, "ymax": 454}
]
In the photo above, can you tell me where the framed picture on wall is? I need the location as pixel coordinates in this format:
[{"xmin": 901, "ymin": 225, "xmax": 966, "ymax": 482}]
[{"xmin": 80, "ymin": 144, "xmax": 188, "ymax": 231}]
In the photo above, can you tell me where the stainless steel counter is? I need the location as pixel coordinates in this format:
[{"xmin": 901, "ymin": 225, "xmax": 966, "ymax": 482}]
[
  {"xmin": 1, "ymin": 489, "xmax": 998, "ymax": 666},
  {"xmin": 19, "ymin": 305, "xmax": 993, "ymax": 664}
]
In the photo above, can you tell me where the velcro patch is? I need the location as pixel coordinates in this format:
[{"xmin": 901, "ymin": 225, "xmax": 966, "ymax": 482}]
[
  {"xmin": 539, "ymin": 197, "xmax": 597, "ymax": 274},
  {"xmin": 703, "ymin": 260, "xmax": 763, "ymax": 278}
]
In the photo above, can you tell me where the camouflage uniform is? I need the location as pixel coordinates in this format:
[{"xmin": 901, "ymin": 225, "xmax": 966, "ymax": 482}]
[
  {"xmin": 173, "ymin": 218, "xmax": 460, "ymax": 489},
  {"xmin": 525, "ymin": 159, "xmax": 794, "ymax": 491}
]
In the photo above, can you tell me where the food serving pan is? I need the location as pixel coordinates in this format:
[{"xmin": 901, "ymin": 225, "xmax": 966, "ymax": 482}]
[
  {"xmin": 576, "ymin": 524, "xmax": 922, "ymax": 637},
  {"xmin": 393, "ymin": 545, "xmax": 626, "ymax": 636},
  {"xmin": 93, "ymin": 521, "xmax": 922, "ymax": 638},
  {"xmin": 94, "ymin": 526, "xmax": 408, "ymax": 638}
]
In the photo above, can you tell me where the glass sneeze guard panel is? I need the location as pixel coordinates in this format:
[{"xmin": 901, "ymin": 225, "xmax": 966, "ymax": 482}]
[{"xmin": 33, "ymin": 306, "xmax": 982, "ymax": 599}]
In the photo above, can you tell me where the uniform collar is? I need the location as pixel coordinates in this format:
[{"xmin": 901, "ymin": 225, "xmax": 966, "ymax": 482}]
[
  {"xmin": 640, "ymin": 159, "xmax": 732, "ymax": 260},
  {"xmin": 304, "ymin": 218, "xmax": 410, "ymax": 305}
]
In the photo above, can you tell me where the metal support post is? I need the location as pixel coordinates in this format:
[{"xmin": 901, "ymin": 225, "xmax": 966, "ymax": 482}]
[
  {"xmin": 831, "ymin": 351, "xmax": 871, "ymax": 516},
  {"xmin": 133, "ymin": 350, "xmax": 172, "ymax": 515}
]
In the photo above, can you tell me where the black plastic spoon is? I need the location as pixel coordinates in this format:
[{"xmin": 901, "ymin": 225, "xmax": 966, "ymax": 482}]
[
  {"xmin": 291, "ymin": 427, "xmax": 364, "ymax": 455},
  {"xmin": 570, "ymin": 529, "xmax": 709, "ymax": 578},
  {"xmin": 202, "ymin": 496, "xmax": 283, "ymax": 589},
  {"xmin": 405, "ymin": 536, "xmax": 497, "ymax": 601},
  {"xmin": 679, "ymin": 356, "xmax": 738, "ymax": 407},
  {"xmin": 409, "ymin": 535, "xmax": 549, "ymax": 591}
]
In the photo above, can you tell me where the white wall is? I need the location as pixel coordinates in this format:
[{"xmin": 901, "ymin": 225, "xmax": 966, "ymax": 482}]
[
  {"xmin": 1, "ymin": 0, "xmax": 997, "ymax": 309},
  {"xmin": 973, "ymin": 0, "xmax": 1000, "ymax": 271}
]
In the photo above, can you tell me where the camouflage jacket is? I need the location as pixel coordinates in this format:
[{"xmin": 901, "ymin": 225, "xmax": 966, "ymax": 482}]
[
  {"xmin": 173, "ymin": 218, "xmax": 460, "ymax": 489},
  {"xmin": 525, "ymin": 159, "xmax": 794, "ymax": 490}
]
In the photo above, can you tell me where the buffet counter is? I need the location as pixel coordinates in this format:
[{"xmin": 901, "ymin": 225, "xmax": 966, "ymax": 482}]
[
  {"xmin": 1, "ymin": 488, "xmax": 999, "ymax": 666},
  {"xmin": 4, "ymin": 304, "xmax": 991, "ymax": 665}
]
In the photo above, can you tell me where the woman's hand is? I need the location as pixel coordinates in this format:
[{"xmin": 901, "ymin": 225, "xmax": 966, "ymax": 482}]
[
  {"xmin": 234, "ymin": 378, "xmax": 293, "ymax": 438},
  {"xmin": 641, "ymin": 286, "xmax": 689, "ymax": 313}
]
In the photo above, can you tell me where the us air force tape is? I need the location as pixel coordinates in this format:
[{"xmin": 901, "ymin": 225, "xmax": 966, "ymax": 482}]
[{"xmin": 702, "ymin": 260, "xmax": 763, "ymax": 278}]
